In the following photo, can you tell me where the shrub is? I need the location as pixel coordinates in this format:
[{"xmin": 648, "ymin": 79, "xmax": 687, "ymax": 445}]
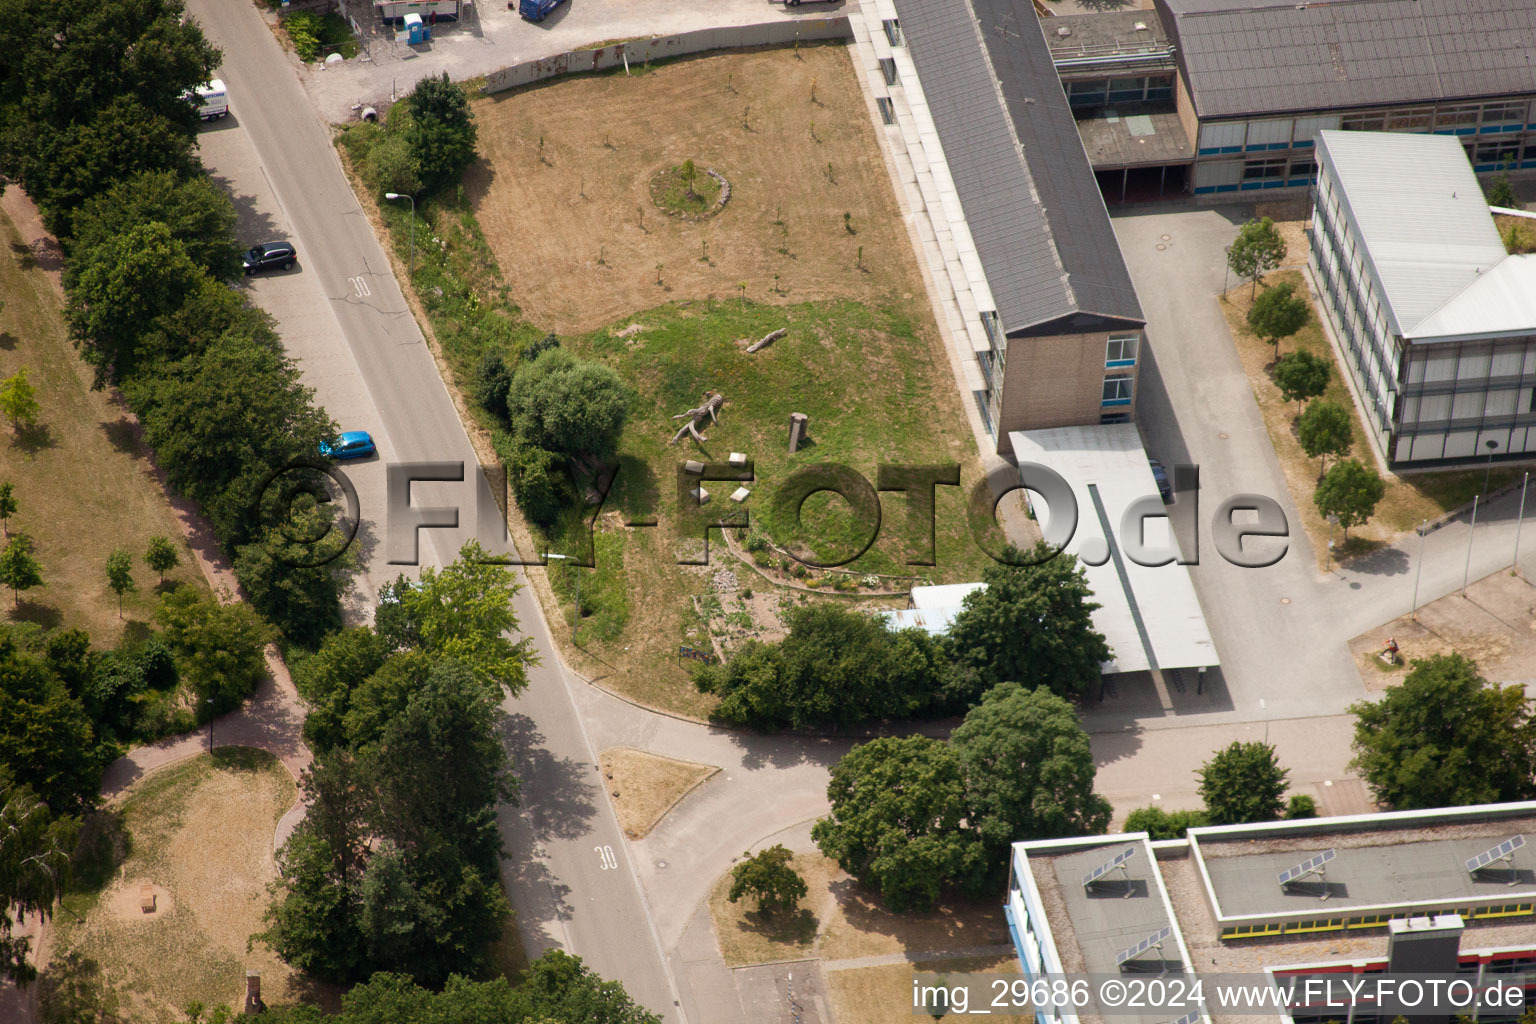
[
  {"xmin": 284, "ymin": 13, "xmax": 324, "ymax": 62},
  {"xmin": 1285, "ymin": 794, "xmax": 1318, "ymax": 819}
]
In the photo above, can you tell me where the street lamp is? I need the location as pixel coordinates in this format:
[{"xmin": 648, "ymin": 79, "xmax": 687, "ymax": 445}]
[
  {"xmin": 206, "ymin": 697, "xmax": 215, "ymax": 755},
  {"xmin": 543, "ymin": 553, "xmax": 579, "ymax": 642},
  {"xmin": 384, "ymin": 192, "xmax": 415, "ymax": 280},
  {"xmin": 1483, "ymin": 438, "xmax": 1500, "ymax": 496}
]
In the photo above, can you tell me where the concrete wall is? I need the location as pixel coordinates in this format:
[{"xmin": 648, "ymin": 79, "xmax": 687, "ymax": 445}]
[
  {"xmin": 482, "ymin": 17, "xmax": 852, "ymax": 95},
  {"xmin": 995, "ymin": 330, "xmax": 1141, "ymax": 451}
]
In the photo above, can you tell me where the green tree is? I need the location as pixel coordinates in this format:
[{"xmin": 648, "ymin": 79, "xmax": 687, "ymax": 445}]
[
  {"xmin": 104, "ymin": 549, "xmax": 135, "ymax": 618},
  {"xmin": 154, "ymin": 587, "xmax": 272, "ymax": 716},
  {"xmin": 0, "ymin": 368, "xmax": 40, "ymax": 431},
  {"xmin": 66, "ymin": 221, "xmax": 207, "ymax": 385},
  {"xmin": 1349, "ymin": 654, "xmax": 1536, "ymax": 808},
  {"xmin": 505, "ymin": 950, "xmax": 664, "ymax": 1024},
  {"xmin": 1297, "ymin": 399, "xmax": 1354, "ymax": 475},
  {"xmin": 727, "ymin": 845, "xmax": 807, "ymax": 915},
  {"xmin": 695, "ymin": 604, "xmax": 940, "ymax": 731},
  {"xmin": 68, "ymin": 170, "xmax": 241, "ymax": 281},
  {"xmin": 946, "ymin": 543, "xmax": 1109, "ymax": 701},
  {"xmin": 373, "ymin": 540, "xmax": 536, "ymax": 699},
  {"xmin": 0, "ymin": 482, "xmax": 14, "ymax": 537},
  {"xmin": 951, "ymin": 684, "xmax": 1111, "ymax": 869},
  {"xmin": 1271, "ymin": 349, "xmax": 1329, "ymax": 413},
  {"xmin": 1247, "ymin": 281, "xmax": 1309, "ymax": 355},
  {"xmin": 507, "ymin": 348, "xmax": 633, "ymax": 460},
  {"xmin": 1197, "ymin": 741, "xmax": 1289, "ymax": 824},
  {"xmin": 290, "ymin": 628, "xmax": 393, "ymax": 752},
  {"xmin": 680, "ymin": 159, "xmax": 698, "ymax": 199},
  {"xmin": 1123, "ymin": 806, "xmax": 1209, "ymax": 840},
  {"xmin": 1486, "ymin": 173, "xmax": 1521, "ymax": 210},
  {"xmin": 144, "ymin": 535, "xmax": 179, "ymax": 584},
  {"xmin": 474, "ymin": 350, "xmax": 514, "ymax": 424},
  {"xmin": 1313, "ymin": 458, "xmax": 1384, "ymax": 539},
  {"xmin": 128, "ymin": 329, "xmax": 336, "ymax": 546},
  {"xmin": 0, "ymin": 770, "xmax": 77, "ymax": 985},
  {"xmin": 1285, "ymin": 794, "xmax": 1318, "ymax": 819},
  {"xmin": 364, "ymin": 129, "xmax": 423, "ymax": 200},
  {"xmin": 405, "ymin": 72, "xmax": 478, "ymax": 194},
  {"xmin": 495, "ymin": 433, "xmax": 570, "ymax": 527},
  {"xmin": 0, "ymin": 643, "xmax": 103, "ymax": 813},
  {"xmin": 1227, "ymin": 216, "xmax": 1287, "ymax": 298},
  {"xmin": 37, "ymin": 950, "xmax": 124, "ymax": 1024},
  {"xmin": 233, "ymin": 509, "xmax": 356, "ymax": 649},
  {"xmin": 260, "ymin": 821, "xmax": 365, "ymax": 981},
  {"xmin": 811, "ymin": 736, "xmax": 984, "ymax": 913},
  {"xmin": 0, "ymin": 532, "xmax": 43, "ymax": 608}
]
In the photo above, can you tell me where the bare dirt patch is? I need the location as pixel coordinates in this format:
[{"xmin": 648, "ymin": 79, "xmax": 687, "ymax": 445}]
[
  {"xmin": 826, "ymin": 956, "xmax": 1020, "ymax": 1024},
  {"xmin": 468, "ymin": 44, "xmax": 924, "ymax": 334},
  {"xmin": 706, "ymin": 849, "xmax": 1013, "ymax": 971},
  {"xmin": 599, "ymin": 746, "xmax": 718, "ymax": 839},
  {"xmin": 1349, "ymin": 568, "xmax": 1536, "ymax": 691},
  {"xmin": 56, "ymin": 749, "xmax": 307, "ymax": 1023}
]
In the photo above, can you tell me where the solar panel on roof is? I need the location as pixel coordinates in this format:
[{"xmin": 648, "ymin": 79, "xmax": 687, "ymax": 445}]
[
  {"xmin": 1115, "ymin": 926, "xmax": 1172, "ymax": 967},
  {"xmin": 1169, "ymin": 1012, "xmax": 1201, "ymax": 1024},
  {"xmin": 1465, "ymin": 834, "xmax": 1525, "ymax": 880},
  {"xmin": 1278, "ymin": 848, "xmax": 1336, "ymax": 887},
  {"xmin": 1080, "ymin": 846, "xmax": 1138, "ymax": 888}
]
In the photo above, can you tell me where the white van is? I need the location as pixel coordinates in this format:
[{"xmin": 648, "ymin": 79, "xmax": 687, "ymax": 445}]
[{"xmin": 192, "ymin": 79, "xmax": 229, "ymax": 121}]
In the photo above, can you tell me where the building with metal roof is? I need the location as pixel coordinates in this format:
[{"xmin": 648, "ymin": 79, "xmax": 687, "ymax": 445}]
[
  {"xmin": 876, "ymin": 0, "xmax": 1148, "ymax": 453},
  {"xmin": 1007, "ymin": 803, "xmax": 1536, "ymax": 1024},
  {"xmin": 1309, "ymin": 130, "xmax": 1536, "ymax": 465}
]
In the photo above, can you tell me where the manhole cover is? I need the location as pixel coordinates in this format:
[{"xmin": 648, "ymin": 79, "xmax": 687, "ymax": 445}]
[
  {"xmin": 1161, "ymin": 233, "xmax": 1171, "ymax": 241},
  {"xmin": 1155, "ymin": 243, "xmax": 1167, "ymax": 251},
  {"xmin": 1280, "ymin": 597, "xmax": 1291, "ymax": 604},
  {"xmin": 656, "ymin": 860, "xmax": 668, "ymax": 869},
  {"xmin": 1218, "ymin": 432, "xmax": 1230, "ymax": 439}
]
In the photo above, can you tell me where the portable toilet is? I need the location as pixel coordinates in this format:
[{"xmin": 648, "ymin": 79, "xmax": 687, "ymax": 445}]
[{"xmin": 403, "ymin": 12, "xmax": 426, "ymax": 43}]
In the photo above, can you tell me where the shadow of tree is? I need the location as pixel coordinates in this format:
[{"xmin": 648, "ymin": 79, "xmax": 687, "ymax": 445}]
[
  {"xmin": 11, "ymin": 421, "xmax": 56, "ymax": 455},
  {"xmin": 0, "ymin": 333, "xmax": 15, "ymax": 351},
  {"xmin": 9, "ymin": 598, "xmax": 62, "ymax": 629},
  {"xmin": 101, "ymin": 416, "xmax": 144, "ymax": 457},
  {"xmin": 732, "ymin": 905, "xmax": 818, "ymax": 948}
]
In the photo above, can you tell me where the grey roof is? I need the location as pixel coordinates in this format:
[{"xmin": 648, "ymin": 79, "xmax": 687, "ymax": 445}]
[
  {"xmin": 1317, "ymin": 131, "xmax": 1509, "ymax": 337},
  {"xmin": 891, "ymin": 0, "xmax": 1143, "ymax": 332},
  {"xmin": 1156, "ymin": 0, "xmax": 1536, "ymax": 120}
]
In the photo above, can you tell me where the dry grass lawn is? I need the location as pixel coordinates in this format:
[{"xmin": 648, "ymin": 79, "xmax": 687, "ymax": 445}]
[
  {"xmin": 0, "ymin": 209, "xmax": 204, "ymax": 641},
  {"xmin": 599, "ymin": 745, "xmax": 718, "ymax": 839},
  {"xmin": 707, "ymin": 850, "xmax": 1013, "ymax": 969},
  {"xmin": 470, "ymin": 44, "xmax": 923, "ymax": 335},
  {"xmin": 825, "ymin": 956, "xmax": 1020, "ymax": 1024},
  {"xmin": 1221, "ymin": 269, "xmax": 1520, "ymax": 567},
  {"xmin": 56, "ymin": 749, "xmax": 310, "ymax": 1023},
  {"xmin": 708, "ymin": 850, "xmax": 837, "ymax": 966},
  {"xmin": 459, "ymin": 44, "xmax": 991, "ymax": 716}
]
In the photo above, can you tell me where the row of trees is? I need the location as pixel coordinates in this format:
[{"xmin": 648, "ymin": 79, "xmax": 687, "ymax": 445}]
[
  {"xmin": 263, "ymin": 543, "xmax": 534, "ymax": 986},
  {"xmin": 810, "ymin": 683, "xmax": 1111, "ymax": 912},
  {"xmin": 694, "ymin": 544, "xmax": 1108, "ymax": 731},
  {"xmin": 0, "ymin": 0, "xmax": 353, "ymax": 648}
]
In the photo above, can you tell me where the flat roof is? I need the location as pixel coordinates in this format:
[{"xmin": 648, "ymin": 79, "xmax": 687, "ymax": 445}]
[
  {"xmin": 1155, "ymin": 0, "xmax": 1536, "ymax": 120},
  {"xmin": 1076, "ymin": 109, "xmax": 1192, "ymax": 169},
  {"xmin": 910, "ymin": 582, "xmax": 986, "ymax": 609},
  {"xmin": 1008, "ymin": 424, "xmax": 1218, "ymax": 674},
  {"xmin": 890, "ymin": 0, "xmax": 1143, "ymax": 333},
  {"xmin": 1200, "ymin": 826, "xmax": 1536, "ymax": 921},
  {"xmin": 1317, "ymin": 131, "xmax": 1522, "ymax": 340},
  {"xmin": 1046, "ymin": 11, "xmax": 1174, "ymax": 67},
  {"xmin": 1013, "ymin": 804, "xmax": 1536, "ymax": 993}
]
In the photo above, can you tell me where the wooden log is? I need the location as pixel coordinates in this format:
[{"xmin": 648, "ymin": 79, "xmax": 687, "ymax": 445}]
[{"xmin": 746, "ymin": 328, "xmax": 786, "ymax": 354}]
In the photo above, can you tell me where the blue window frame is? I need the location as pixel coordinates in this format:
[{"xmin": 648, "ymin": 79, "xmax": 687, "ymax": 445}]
[
  {"xmin": 1103, "ymin": 375, "xmax": 1133, "ymax": 407},
  {"xmin": 1106, "ymin": 333, "xmax": 1138, "ymax": 368}
]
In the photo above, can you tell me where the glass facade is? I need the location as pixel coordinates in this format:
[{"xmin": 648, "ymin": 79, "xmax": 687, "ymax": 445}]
[{"xmin": 1309, "ymin": 150, "xmax": 1536, "ymax": 464}]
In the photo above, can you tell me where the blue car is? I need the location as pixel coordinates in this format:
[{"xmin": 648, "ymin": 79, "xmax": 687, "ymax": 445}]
[{"xmin": 319, "ymin": 431, "xmax": 376, "ymax": 460}]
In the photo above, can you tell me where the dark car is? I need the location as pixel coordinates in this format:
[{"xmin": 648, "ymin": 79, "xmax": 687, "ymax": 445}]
[
  {"xmin": 1148, "ymin": 459, "xmax": 1173, "ymax": 503},
  {"xmin": 243, "ymin": 241, "xmax": 297, "ymax": 275}
]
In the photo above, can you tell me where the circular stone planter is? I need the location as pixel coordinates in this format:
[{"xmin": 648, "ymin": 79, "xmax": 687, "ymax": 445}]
[{"xmin": 648, "ymin": 165, "xmax": 731, "ymax": 221}]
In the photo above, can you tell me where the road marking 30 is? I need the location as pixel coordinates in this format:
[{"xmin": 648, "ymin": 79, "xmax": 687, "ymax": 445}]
[
  {"xmin": 595, "ymin": 845, "xmax": 618, "ymax": 870},
  {"xmin": 348, "ymin": 276, "xmax": 371, "ymax": 297}
]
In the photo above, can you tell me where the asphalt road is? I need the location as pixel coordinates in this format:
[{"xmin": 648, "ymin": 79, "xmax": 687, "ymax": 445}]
[{"xmin": 185, "ymin": 2, "xmax": 684, "ymax": 1018}]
